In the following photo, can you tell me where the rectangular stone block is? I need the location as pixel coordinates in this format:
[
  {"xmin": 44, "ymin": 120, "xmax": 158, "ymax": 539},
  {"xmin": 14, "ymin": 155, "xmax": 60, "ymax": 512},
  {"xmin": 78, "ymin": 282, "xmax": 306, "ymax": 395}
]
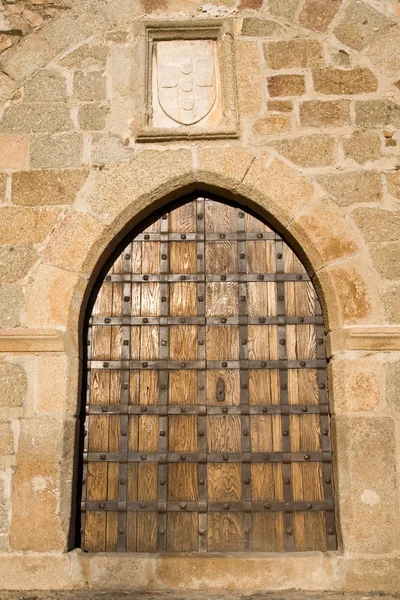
[
  {"xmin": 0, "ymin": 136, "xmax": 29, "ymax": 169},
  {"xmin": 0, "ymin": 421, "xmax": 14, "ymax": 454},
  {"xmin": 24, "ymin": 70, "xmax": 68, "ymax": 103},
  {"xmin": 73, "ymin": 70, "xmax": 106, "ymax": 101},
  {"xmin": 78, "ymin": 103, "xmax": 108, "ymax": 130},
  {"xmin": 267, "ymin": 100, "xmax": 293, "ymax": 113},
  {"xmin": 299, "ymin": 0, "xmax": 342, "ymax": 32},
  {"xmin": 334, "ymin": 0, "xmax": 393, "ymax": 51},
  {"xmin": 271, "ymin": 135, "xmax": 336, "ymax": 167},
  {"xmin": 384, "ymin": 360, "xmax": 400, "ymax": 412},
  {"xmin": 0, "ymin": 206, "xmax": 62, "ymax": 244},
  {"xmin": 59, "ymin": 43, "xmax": 108, "ymax": 69},
  {"xmin": 351, "ymin": 207, "xmax": 400, "ymax": 243},
  {"xmin": 264, "ymin": 39, "xmax": 324, "ymax": 69},
  {"xmin": 235, "ymin": 41, "xmax": 262, "ymax": 115},
  {"xmin": 252, "ymin": 114, "xmax": 291, "ymax": 135},
  {"xmin": 0, "ymin": 245, "xmax": 38, "ymax": 284},
  {"xmin": 30, "ymin": 133, "xmax": 83, "ymax": 169},
  {"xmin": 242, "ymin": 18, "xmax": 285, "ymax": 36},
  {"xmin": 0, "ymin": 284, "xmax": 23, "ymax": 328},
  {"xmin": 387, "ymin": 171, "xmax": 400, "ymax": 199},
  {"xmin": 12, "ymin": 168, "xmax": 89, "ymax": 206},
  {"xmin": 355, "ymin": 100, "xmax": 400, "ymax": 128},
  {"xmin": 35, "ymin": 354, "xmax": 79, "ymax": 415},
  {"xmin": 268, "ymin": 74, "xmax": 305, "ymax": 97},
  {"xmin": 329, "ymin": 358, "xmax": 381, "ymax": 413},
  {"xmin": 382, "ymin": 284, "xmax": 400, "ymax": 323},
  {"xmin": 300, "ymin": 100, "xmax": 350, "ymax": 127},
  {"xmin": 316, "ymin": 171, "xmax": 383, "ymax": 206},
  {"xmin": 343, "ymin": 131, "xmax": 382, "ymax": 164},
  {"xmin": 369, "ymin": 242, "xmax": 400, "ymax": 279},
  {"xmin": 0, "ymin": 104, "xmax": 73, "ymax": 134},
  {"xmin": 312, "ymin": 68, "xmax": 377, "ymax": 95},
  {"xmin": 0, "ymin": 361, "xmax": 27, "ymax": 408}
]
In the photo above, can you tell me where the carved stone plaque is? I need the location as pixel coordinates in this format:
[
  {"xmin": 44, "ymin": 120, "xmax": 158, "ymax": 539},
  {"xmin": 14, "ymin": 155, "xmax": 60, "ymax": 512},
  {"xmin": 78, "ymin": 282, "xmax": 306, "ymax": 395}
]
[{"xmin": 135, "ymin": 21, "xmax": 238, "ymax": 141}]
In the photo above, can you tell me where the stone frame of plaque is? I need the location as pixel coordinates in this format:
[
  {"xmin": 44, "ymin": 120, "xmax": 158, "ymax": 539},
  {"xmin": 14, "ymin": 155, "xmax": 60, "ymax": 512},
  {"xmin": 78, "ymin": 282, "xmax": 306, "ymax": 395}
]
[{"xmin": 134, "ymin": 20, "xmax": 239, "ymax": 141}]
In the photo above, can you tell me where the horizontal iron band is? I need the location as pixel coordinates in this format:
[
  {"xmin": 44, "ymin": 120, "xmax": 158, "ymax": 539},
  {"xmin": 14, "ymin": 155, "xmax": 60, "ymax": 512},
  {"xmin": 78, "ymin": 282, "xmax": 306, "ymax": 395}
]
[
  {"xmin": 86, "ymin": 404, "xmax": 329, "ymax": 416},
  {"xmin": 89, "ymin": 359, "xmax": 327, "ymax": 371},
  {"xmin": 84, "ymin": 451, "xmax": 332, "ymax": 464},
  {"xmin": 103, "ymin": 273, "xmax": 311, "ymax": 283},
  {"xmin": 82, "ymin": 500, "xmax": 334, "ymax": 513},
  {"xmin": 132, "ymin": 232, "xmax": 279, "ymax": 242},
  {"xmin": 89, "ymin": 315, "xmax": 324, "ymax": 326}
]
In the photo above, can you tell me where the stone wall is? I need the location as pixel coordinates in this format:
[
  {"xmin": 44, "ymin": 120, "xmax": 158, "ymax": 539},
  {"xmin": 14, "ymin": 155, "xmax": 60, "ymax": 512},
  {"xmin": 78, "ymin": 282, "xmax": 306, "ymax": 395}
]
[{"xmin": 0, "ymin": 0, "xmax": 400, "ymax": 592}]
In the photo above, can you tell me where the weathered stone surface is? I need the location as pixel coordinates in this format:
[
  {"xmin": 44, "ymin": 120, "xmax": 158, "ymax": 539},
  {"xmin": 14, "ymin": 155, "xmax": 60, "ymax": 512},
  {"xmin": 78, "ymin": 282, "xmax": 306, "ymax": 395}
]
[
  {"xmin": 0, "ymin": 173, "xmax": 6, "ymax": 203},
  {"xmin": 0, "ymin": 245, "xmax": 38, "ymax": 284},
  {"xmin": 91, "ymin": 133, "xmax": 133, "ymax": 165},
  {"xmin": 268, "ymin": 74, "xmax": 305, "ymax": 97},
  {"xmin": 0, "ymin": 207, "xmax": 61, "ymax": 244},
  {"xmin": 35, "ymin": 354, "xmax": 79, "ymax": 415},
  {"xmin": 264, "ymin": 39, "xmax": 324, "ymax": 70},
  {"xmin": 0, "ymin": 284, "xmax": 23, "ymax": 328},
  {"xmin": 196, "ymin": 146, "xmax": 255, "ymax": 190},
  {"xmin": 268, "ymin": 0, "xmax": 299, "ymax": 21},
  {"xmin": 236, "ymin": 41, "xmax": 262, "ymax": 115},
  {"xmin": 299, "ymin": 0, "xmax": 342, "ymax": 32},
  {"xmin": 384, "ymin": 360, "xmax": 400, "ymax": 411},
  {"xmin": 300, "ymin": 100, "xmax": 350, "ymax": 127},
  {"xmin": 288, "ymin": 198, "xmax": 358, "ymax": 271},
  {"xmin": 43, "ymin": 211, "xmax": 107, "ymax": 273},
  {"xmin": 355, "ymin": 100, "xmax": 400, "ymax": 128},
  {"xmin": 334, "ymin": 0, "xmax": 394, "ymax": 52},
  {"xmin": 312, "ymin": 68, "xmax": 377, "ymax": 95},
  {"xmin": 24, "ymin": 70, "xmax": 67, "ymax": 103},
  {"xmin": 30, "ymin": 133, "xmax": 83, "ymax": 168},
  {"xmin": 335, "ymin": 415, "xmax": 398, "ymax": 553},
  {"xmin": 369, "ymin": 242, "xmax": 400, "ymax": 279},
  {"xmin": 10, "ymin": 417, "xmax": 75, "ymax": 551},
  {"xmin": 73, "ymin": 70, "xmax": 106, "ymax": 101},
  {"xmin": 366, "ymin": 25, "xmax": 400, "ymax": 79},
  {"xmin": 0, "ymin": 361, "xmax": 27, "ymax": 407},
  {"xmin": 0, "ymin": 103, "xmax": 73, "ymax": 133},
  {"xmin": 315, "ymin": 171, "xmax": 383, "ymax": 206},
  {"xmin": 387, "ymin": 171, "xmax": 400, "ymax": 199},
  {"xmin": 109, "ymin": 44, "xmax": 135, "ymax": 97},
  {"xmin": 329, "ymin": 358, "xmax": 381, "ymax": 413},
  {"xmin": 242, "ymin": 19, "xmax": 285, "ymax": 36},
  {"xmin": 382, "ymin": 283, "xmax": 400, "ymax": 323},
  {"xmin": 343, "ymin": 131, "xmax": 382, "ymax": 164},
  {"xmin": 0, "ymin": 422, "xmax": 14, "ymax": 454},
  {"xmin": 0, "ymin": 135, "xmax": 28, "ymax": 169},
  {"xmin": 12, "ymin": 169, "xmax": 89, "ymax": 206},
  {"xmin": 59, "ymin": 43, "xmax": 108, "ymax": 69},
  {"xmin": 267, "ymin": 100, "xmax": 293, "ymax": 113},
  {"xmin": 78, "ymin": 103, "xmax": 108, "ymax": 130},
  {"xmin": 351, "ymin": 208, "xmax": 400, "ymax": 242},
  {"xmin": 252, "ymin": 114, "xmax": 291, "ymax": 135},
  {"xmin": 271, "ymin": 135, "xmax": 336, "ymax": 167},
  {"xmin": 238, "ymin": 0, "xmax": 263, "ymax": 8}
]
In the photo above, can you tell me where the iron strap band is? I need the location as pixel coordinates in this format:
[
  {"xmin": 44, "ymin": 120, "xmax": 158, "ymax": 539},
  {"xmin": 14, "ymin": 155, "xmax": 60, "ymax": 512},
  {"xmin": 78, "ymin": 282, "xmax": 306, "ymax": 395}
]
[
  {"xmin": 84, "ymin": 451, "xmax": 332, "ymax": 463},
  {"xmin": 82, "ymin": 500, "xmax": 335, "ymax": 513}
]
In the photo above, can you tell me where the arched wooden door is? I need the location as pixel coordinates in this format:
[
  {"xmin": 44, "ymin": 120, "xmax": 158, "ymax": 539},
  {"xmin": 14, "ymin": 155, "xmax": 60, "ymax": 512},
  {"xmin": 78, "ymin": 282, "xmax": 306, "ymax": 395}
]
[{"xmin": 80, "ymin": 195, "xmax": 336, "ymax": 553}]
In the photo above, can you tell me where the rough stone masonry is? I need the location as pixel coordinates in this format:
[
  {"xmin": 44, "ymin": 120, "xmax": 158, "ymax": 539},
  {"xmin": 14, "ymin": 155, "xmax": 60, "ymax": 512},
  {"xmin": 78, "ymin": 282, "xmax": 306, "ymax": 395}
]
[{"xmin": 0, "ymin": 0, "xmax": 400, "ymax": 594}]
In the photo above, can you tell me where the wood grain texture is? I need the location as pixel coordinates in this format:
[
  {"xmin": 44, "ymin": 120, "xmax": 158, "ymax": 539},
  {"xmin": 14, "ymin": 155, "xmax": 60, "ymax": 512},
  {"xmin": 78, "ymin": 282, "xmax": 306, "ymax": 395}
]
[
  {"xmin": 138, "ymin": 462, "xmax": 158, "ymax": 500},
  {"xmin": 247, "ymin": 282, "xmax": 277, "ymax": 316},
  {"xmin": 168, "ymin": 463, "xmax": 198, "ymax": 501},
  {"xmin": 208, "ymin": 464, "xmax": 242, "ymax": 501},
  {"xmin": 205, "ymin": 200, "xmax": 237, "ymax": 233},
  {"xmin": 253, "ymin": 513, "xmax": 284, "ymax": 552},
  {"xmin": 246, "ymin": 241, "xmax": 275, "ymax": 274},
  {"xmin": 170, "ymin": 282, "xmax": 197, "ymax": 316},
  {"xmin": 206, "ymin": 326, "xmax": 239, "ymax": 360},
  {"xmin": 137, "ymin": 511, "xmax": 157, "ymax": 552},
  {"xmin": 170, "ymin": 325, "xmax": 197, "ymax": 361},
  {"xmin": 248, "ymin": 325, "xmax": 278, "ymax": 360},
  {"xmin": 206, "ymin": 370, "xmax": 240, "ymax": 405},
  {"xmin": 290, "ymin": 415, "xmax": 321, "ymax": 452},
  {"xmin": 170, "ymin": 242, "xmax": 197, "ymax": 274},
  {"xmin": 251, "ymin": 463, "xmax": 283, "ymax": 502},
  {"xmin": 141, "ymin": 242, "xmax": 160, "ymax": 274},
  {"xmin": 292, "ymin": 462, "xmax": 324, "ymax": 502},
  {"xmin": 207, "ymin": 416, "xmax": 241, "ymax": 453},
  {"xmin": 206, "ymin": 282, "xmax": 239, "ymax": 317},
  {"xmin": 169, "ymin": 370, "xmax": 197, "ymax": 405},
  {"xmin": 170, "ymin": 202, "xmax": 197, "ymax": 233},
  {"xmin": 141, "ymin": 283, "xmax": 160, "ymax": 317},
  {"xmin": 169, "ymin": 415, "xmax": 198, "ymax": 452},
  {"xmin": 294, "ymin": 511, "xmax": 327, "ymax": 551},
  {"xmin": 285, "ymin": 282, "xmax": 315, "ymax": 316},
  {"xmin": 167, "ymin": 512, "xmax": 198, "ymax": 552},
  {"xmin": 249, "ymin": 370, "xmax": 280, "ymax": 405},
  {"xmin": 208, "ymin": 513, "xmax": 244, "ymax": 552},
  {"xmin": 250, "ymin": 415, "xmax": 282, "ymax": 453},
  {"xmin": 288, "ymin": 370, "xmax": 319, "ymax": 405},
  {"xmin": 138, "ymin": 415, "xmax": 158, "ymax": 452},
  {"xmin": 206, "ymin": 242, "xmax": 238, "ymax": 273},
  {"xmin": 244, "ymin": 212, "xmax": 272, "ymax": 234}
]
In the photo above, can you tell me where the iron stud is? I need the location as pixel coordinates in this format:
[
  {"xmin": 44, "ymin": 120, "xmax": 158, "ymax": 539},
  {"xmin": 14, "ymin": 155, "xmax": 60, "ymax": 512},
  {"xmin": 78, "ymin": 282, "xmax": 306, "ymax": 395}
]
[
  {"xmin": 140, "ymin": 503, "xmax": 145, "ymax": 509},
  {"xmin": 222, "ymin": 362, "xmax": 228, "ymax": 368},
  {"xmin": 181, "ymin": 455, "xmax": 186, "ymax": 461},
  {"xmin": 143, "ymin": 275, "xmax": 149, "ymax": 281},
  {"xmin": 87, "ymin": 340, "xmax": 90, "ymax": 346},
  {"xmin": 100, "ymin": 455, "xmax": 106, "ymax": 461},
  {"xmin": 262, "ymin": 407, "xmax": 268, "ymax": 413},
  {"xmin": 180, "ymin": 503, "xmax": 187, "ymax": 509},
  {"xmin": 261, "ymin": 362, "xmax": 267, "ymax": 368},
  {"xmin": 303, "ymin": 454, "xmax": 311, "ymax": 461},
  {"xmin": 105, "ymin": 275, "xmax": 111, "ymax": 281},
  {"xmin": 180, "ymin": 275, "xmax": 187, "ymax": 281},
  {"xmin": 242, "ymin": 384, "xmax": 248, "ymax": 390},
  {"xmin": 240, "ymin": 253, "xmax": 245, "ymax": 259},
  {"xmin": 257, "ymin": 233, "xmax": 263, "ymax": 239},
  {"xmin": 258, "ymin": 275, "xmax": 264, "ymax": 281},
  {"xmin": 99, "ymin": 503, "xmax": 106, "ymax": 509},
  {"xmin": 102, "ymin": 406, "xmax": 108, "ymax": 412},
  {"xmin": 125, "ymin": 253, "xmax": 131, "ymax": 260},
  {"xmin": 140, "ymin": 455, "xmax": 147, "ymax": 461},
  {"xmin": 278, "ymin": 295, "xmax": 284, "ymax": 301},
  {"xmin": 199, "ymin": 479, "xmax": 205, "ymax": 485},
  {"xmin": 124, "ymin": 296, "xmax": 130, "ymax": 302},
  {"xmin": 319, "ymin": 383, "xmax": 326, "ymax": 390},
  {"xmin": 281, "ymin": 384, "xmax": 287, "ymax": 390},
  {"xmin": 161, "ymin": 296, "xmax": 167, "ymax": 302},
  {"xmin": 264, "ymin": 454, "xmax": 270, "ymax": 461},
  {"xmin": 198, "ymin": 431, "xmax": 204, "ymax": 437},
  {"xmin": 142, "ymin": 317, "xmax": 149, "ymax": 323},
  {"xmin": 241, "ymin": 339, "xmax": 247, "ymax": 345},
  {"xmin": 199, "ymin": 340, "xmax": 204, "ymax": 346},
  {"xmin": 264, "ymin": 503, "xmax": 271, "ymax": 510},
  {"xmin": 221, "ymin": 275, "xmax": 227, "ymax": 281},
  {"xmin": 220, "ymin": 234, "xmax": 226, "ymax": 240},
  {"xmin": 325, "ymin": 478, "xmax": 331, "ymax": 484},
  {"xmin": 123, "ymin": 340, "xmax": 129, "ymax": 346},
  {"xmin": 243, "ymin": 429, "xmax": 249, "ymax": 436},
  {"xmin": 144, "ymin": 234, "xmax": 150, "ymax": 240},
  {"xmin": 198, "ymin": 296, "xmax": 204, "ymax": 302},
  {"xmin": 198, "ymin": 214, "xmax": 203, "ymax": 220},
  {"xmin": 259, "ymin": 317, "xmax": 266, "ymax": 323},
  {"xmin": 221, "ymin": 318, "xmax": 227, "ymax": 323},
  {"xmin": 180, "ymin": 318, "xmax": 186, "ymax": 323},
  {"xmin": 318, "ymin": 339, "xmax": 324, "ymax": 345},
  {"xmin": 298, "ymin": 317, "xmax": 304, "ymax": 323},
  {"xmin": 284, "ymin": 479, "xmax": 290, "ymax": 485},
  {"xmin": 121, "ymin": 431, "xmax": 127, "ymax": 437},
  {"xmin": 301, "ymin": 406, "xmax": 308, "ymax": 412},
  {"xmin": 300, "ymin": 361, "xmax": 306, "ymax": 367},
  {"xmin": 104, "ymin": 318, "xmax": 111, "ymax": 323},
  {"xmin": 277, "ymin": 253, "xmax": 283, "ymax": 259},
  {"xmin": 159, "ymin": 430, "xmax": 166, "ymax": 437},
  {"xmin": 328, "ymin": 528, "xmax": 335, "ymax": 535},
  {"xmin": 120, "ymin": 479, "xmax": 126, "ymax": 485},
  {"xmin": 162, "ymin": 214, "xmax": 168, "ymax": 220},
  {"xmin": 197, "ymin": 254, "xmax": 203, "ymax": 260},
  {"xmin": 307, "ymin": 503, "xmax": 313, "ymax": 509},
  {"xmin": 223, "ymin": 504, "xmax": 229, "ymax": 510},
  {"xmin": 159, "ymin": 528, "xmax": 165, "ymax": 535},
  {"xmin": 198, "ymin": 385, "xmax": 205, "ymax": 391},
  {"xmin": 181, "ymin": 234, "xmax": 186, "ymax": 240},
  {"xmin": 286, "ymin": 528, "xmax": 293, "ymax": 535},
  {"xmin": 323, "ymin": 429, "xmax": 329, "ymax": 436},
  {"xmin": 180, "ymin": 408, "xmax": 186, "ymax": 413},
  {"xmin": 283, "ymin": 430, "xmax": 288, "ymax": 436},
  {"xmin": 123, "ymin": 383, "xmax": 128, "ymax": 390},
  {"xmin": 244, "ymin": 478, "xmax": 250, "ymax": 485},
  {"xmin": 142, "ymin": 362, "xmax": 148, "ymax": 368},
  {"xmin": 296, "ymin": 274, "xmax": 303, "ymax": 280},
  {"xmin": 141, "ymin": 406, "xmax": 147, "ymax": 413},
  {"xmin": 239, "ymin": 212, "xmax": 244, "ymax": 218},
  {"xmin": 103, "ymin": 362, "xmax": 109, "ymax": 368},
  {"xmin": 161, "ymin": 254, "xmax": 167, "ymax": 260},
  {"xmin": 240, "ymin": 296, "xmax": 246, "ymax": 302},
  {"xmin": 279, "ymin": 339, "xmax": 286, "ymax": 345},
  {"xmin": 222, "ymin": 407, "xmax": 228, "ymax": 414},
  {"xmin": 160, "ymin": 480, "xmax": 166, "ymax": 486},
  {"xmin": 199, "ymin": 529, "xmax": 205, "ymax": 535},
  {"xmin": 181, "ymin": 362, "xmax": 186, "ymax": 368},
  {"xmin": 160, "ymin": 384, "xmax": 166, "ymax": 390},
  {"xmin": 161, "ymin": 339, "xmax": 167, "ymax": 346},
  {"xmin": 223, "ymin": 455, "xmax": 229, "ymax": 461},
  {"xmin": 119, "ymin": 529, "xmax": 124, "ymax": 535}
]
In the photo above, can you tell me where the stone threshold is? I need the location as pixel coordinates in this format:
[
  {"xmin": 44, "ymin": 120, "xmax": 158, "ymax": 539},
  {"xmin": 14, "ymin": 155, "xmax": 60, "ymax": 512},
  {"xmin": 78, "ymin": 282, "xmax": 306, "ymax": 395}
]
[{"xmin": 1, "ymin": 592, "xmax": 399, "ymax": 600}]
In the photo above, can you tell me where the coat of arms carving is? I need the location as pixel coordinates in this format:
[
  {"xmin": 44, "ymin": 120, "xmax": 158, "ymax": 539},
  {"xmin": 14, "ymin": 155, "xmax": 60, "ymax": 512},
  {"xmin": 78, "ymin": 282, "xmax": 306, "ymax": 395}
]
[{"xmin": 156, "ymin": 40, "xmax": 218, "ymax": 126}]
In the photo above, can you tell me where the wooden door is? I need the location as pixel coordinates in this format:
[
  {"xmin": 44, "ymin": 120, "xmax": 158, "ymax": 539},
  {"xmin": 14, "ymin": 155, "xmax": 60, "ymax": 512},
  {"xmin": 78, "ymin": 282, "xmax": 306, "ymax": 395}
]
[{"xmin": 80, "ymin": 196, "xmax": 336, "ymax": 553}]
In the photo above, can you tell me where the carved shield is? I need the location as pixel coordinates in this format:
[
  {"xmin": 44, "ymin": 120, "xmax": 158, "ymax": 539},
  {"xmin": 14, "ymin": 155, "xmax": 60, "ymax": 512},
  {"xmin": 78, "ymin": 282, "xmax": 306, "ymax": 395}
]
[{"xmin": 156, "ymin": 40, "xmax": 217, "ymax": 126}]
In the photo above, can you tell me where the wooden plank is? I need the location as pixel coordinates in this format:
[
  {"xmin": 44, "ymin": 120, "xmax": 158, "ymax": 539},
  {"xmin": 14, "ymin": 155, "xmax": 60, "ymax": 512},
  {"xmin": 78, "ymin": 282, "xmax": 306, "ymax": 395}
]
[
  {"xmin": 112, "ymin": 282, "xmax": 124, "ymax": 317},
  {"xmin": 206, "ymin": 241, "xmax": 237, "ymax": 273},
  {"xmin": 126, "ymin": 511, "xmax": 137, "ymax": 551},
  {"xmin": 285, "ymin": 282, "xmax": 315, "ymax": 317},
  {"xmin": 206, "ymin": 326, "xmax": 239, "ymax": 360},
  {"xmin": 288, "ymin": 370, "xmax": 319, "ymax": 405},
  {"xmin": 140, "ymin": 370, "xmax": 158, "ymax": 405},
  {"xmin": 169, "ymin": 202, "xmax": 196, "ymax": 233},
  {"xmin": 112, "ymin": 251, "xmax": 124, "ymax": 274},
  {"xmin": 128, "ymin": 416, "xmax": 139, "ymax": 452},
  {"xmin": 144, "ymin": 219, "xmax": 160, "ymax": 233},
  {"xmin": 141, "ymin": 242, "xmax": 160, "ymax": 274},
  {"xmin": 206, "ymin": 370, "xmax": 240, "ymax": 405},
  {"xmin": 84, "ymin": 511, "xmax": 106, "ymax": 552},
  {"xmin": 141, "ymin": 283, "xmax": 160, "ymax": 317},
  {"xmin": 249, "ymin": 370, "xmax": 280, "ymax": 405},
  {"xmin": 140, "ymin": 325, "xmax": 159, "ymax": 360},
  {"xmin": 207, "ymin": 463, "xmax": 242, "ymax": 501},
  {"xmin": 244, "ymin": 212, "xmax": 272, "ymax": 234},
  {"xmin": 250, "ymin": 415, "xmax": 282, "ymax": 453},
  {"xmin": 293, "ymin": 511, "xmax": 327, "ymax": 551},
  {"xmin": 137, "ymin": 512, "xmax": 157, "ymax": 552},
  {"xmin": 248, "ymin": 325, "xmax": 278, "ymax": 361},
  {"xmin": 110, "ymin": 326, "xmax": 123, "ymax": 361},
  {"xmin": 170, "ymin": 325, "xmax": 197, "ymax": 361},
  {"xmin": 290, "ymin": 415, "xmax": 321, "ymax": 452},
  {"xmin": 168, "ymin": 463, "xmax": 198, "ymax": 501},
  {"xmin": 131, "ymin": 242, "xmax": 142, "ymax": 273},
  {"xmin": 167, "ymin": 513, "xmax": 198, "ymax": 552},
  {"xmin": 131, "ymin": 283, "xmax": 141, "ymax": 316},
  {"xmin": 170, "ymin": 242, "xmax": 197, "ymax": 274},
  {"xmin": 108, "ymin": 415, "xmax": 120, "ymax": 452},
  {"xmin": 246, "ymin": 241, "xmax": 275, "ymax": 274},
  {"xmin": 286, "ymin": 325, "xmax": 316, "ymax": 360},
  {"xmin": 205, "ymin": 200, "xmax": 237, "ymax": 233},
  {"xmin": 92, "ymin": 282, "xmax": 113, "ymax": 316},
  {"xmin": 207, "ymin": 416, "xmax": 241, "ymax": 453},
  {"xmin": 129, "ymin": 370, "xmax": 140, "ymax": 405},
  {"xmin": 251, "ymin": 463, "xmax": 283, "ymax": 501},
  {"xmin": 138, "ymin": 462, "xmax": 158, "ymax": 500},
  {"xmin": 206, "ymin": 282, "xmax": 239, "ymax": 317},
  {"xmin": 88, "ymin": 415, "xmax": 109, "ymax": 452},
  {"xmin": 127, "ymin": 463, "xmax": 138, "ymax": 500},
  {"xmin": 91, "ymin": 326, "xmax": 111, "ymax": 360},
  {"xmin": 106, "ymin": 512, "xmax": 118, "ymax": 552},
  {"xmin": 169, "ymin": 370, "xmax": 197, "ymax": 405},
  {"xmin": 86, "ymin": 462, "xmax": 107, "ymax": 501},
  {"xmin": 247, "ymin": 282, "xmax": 277, "ymax": 316},
  {"xmin": 283, "ymin": 245, "xmax": 304, "ymax": 274},
  {"xmin": 109, "ymin": 371, "xmax": 121, "ymax": 406},
  {"xmin": 169, "ymin": 415, "xmax": 197, "ymax": 452},
  {"xmin": 253, "ymin": 513, "xmax": 284, "ymax": 552},
  {"xmin": 90, "ymin": 370, "xmax": 110, "ymax": 406},
  {"xmin": 130, "ymin": 326, "xmax": 140, "ymax": 360},
  {"xmin": 292, "ymin": 462, "xmax": 324, "ymax": 502},
  {"xmin": 208, "ymin": 513, "xmax": 244, "ymax": 552},
  {"xmin": 138, "ymin": 415, "xmax": 158, "ymax": 452},
  {"xmin": 170, "ymin": 282, "xmax": 197, "ymax": 316}
]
